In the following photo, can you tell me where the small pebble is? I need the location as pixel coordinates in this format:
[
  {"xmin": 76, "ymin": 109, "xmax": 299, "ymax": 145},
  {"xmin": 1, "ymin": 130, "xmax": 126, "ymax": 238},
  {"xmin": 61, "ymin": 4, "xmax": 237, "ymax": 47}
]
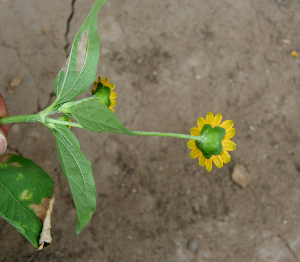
[
  {"xmin": 10, "ymin": 78, "xmax": 21, "ymax": 87},
  {"xmin": 231, "ymin": 164, "xmax": 251, "ymax": 188},
  {"xmin": 187, "ymin": 239, "xmax": 198, "ymax": 253},
  {"xmin": 249, "ymin": 125, "xmax": 256, "ymax": 131},
  {"xmin": 282, "ymin": 39, "xmax": 291, "ymax": 45},
  {"xmin": 8, "ymin": 78, "xmax": 21, "ymax": 94}
]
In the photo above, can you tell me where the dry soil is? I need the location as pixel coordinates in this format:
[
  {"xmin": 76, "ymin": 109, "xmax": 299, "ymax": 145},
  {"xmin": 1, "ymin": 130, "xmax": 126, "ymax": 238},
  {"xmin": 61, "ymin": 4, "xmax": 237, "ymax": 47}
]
[{"xmin": 1, "ymin": 0, "xmax": 300, "ymax": 261}]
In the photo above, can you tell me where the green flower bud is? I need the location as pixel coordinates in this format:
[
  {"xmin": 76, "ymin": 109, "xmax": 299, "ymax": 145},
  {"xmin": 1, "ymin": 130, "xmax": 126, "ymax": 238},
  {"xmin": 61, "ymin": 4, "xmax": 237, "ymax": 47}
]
[
  {"xmin": 91, "ymin": 82, "xmax": 112, "ymax": 108},
  {"xmin": 58, "ymin": 115, "xmax": 70, "ymax": 122},
  {"xmin": 195, "ymin": 124, "xmax": 225, "ymax": 159},
  {"xmin": 58, "ymin": 115, "xmax": 72, "ymax": 129},
  {"xmin": 91, "ymin": 76, "xmax": 117, "ymax": 112}
]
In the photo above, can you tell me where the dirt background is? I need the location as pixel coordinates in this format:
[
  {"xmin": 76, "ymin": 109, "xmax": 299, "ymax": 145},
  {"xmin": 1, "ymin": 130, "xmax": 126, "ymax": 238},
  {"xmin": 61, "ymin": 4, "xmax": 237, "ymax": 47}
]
[{"xmin": 1, "ymin": 0, "xmax": 300, "ymax": 261}]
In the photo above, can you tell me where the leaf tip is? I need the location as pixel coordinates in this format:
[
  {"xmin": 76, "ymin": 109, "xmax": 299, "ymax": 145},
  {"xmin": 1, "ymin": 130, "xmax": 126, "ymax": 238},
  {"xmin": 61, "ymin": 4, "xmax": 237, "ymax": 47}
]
[{"xmin": 31, "ymin": 195, "xmax": 55, "ymax": 250}]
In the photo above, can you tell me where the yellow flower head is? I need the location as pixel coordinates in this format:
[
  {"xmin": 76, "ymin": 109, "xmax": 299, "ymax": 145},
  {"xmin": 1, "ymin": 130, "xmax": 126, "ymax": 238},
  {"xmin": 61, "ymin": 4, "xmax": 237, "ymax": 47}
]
[
  {"xmin": 91, "ymin": 76, "xmax": 117, "ymax": 112},
  {"xmin": 187, "ymin": 112, "xmax": 236, "ymax": 172}
]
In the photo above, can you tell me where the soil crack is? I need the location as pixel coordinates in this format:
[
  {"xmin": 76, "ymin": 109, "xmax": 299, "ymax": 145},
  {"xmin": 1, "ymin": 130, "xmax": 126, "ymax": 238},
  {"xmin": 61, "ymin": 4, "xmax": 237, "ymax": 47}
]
[
  {"xmin": 64, "ymin": 0, "xmax": 76, "ymax": 57},
  {"xmin": 278, "ymin": 234, "xmax": 298, "ymax": 261}
]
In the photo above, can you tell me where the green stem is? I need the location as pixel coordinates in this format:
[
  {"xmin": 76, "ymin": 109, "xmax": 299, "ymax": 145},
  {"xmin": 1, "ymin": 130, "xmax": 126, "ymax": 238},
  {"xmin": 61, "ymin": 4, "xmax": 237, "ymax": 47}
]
[
  {"xmin": 134, "ymin": 131, "xmax": 204, "ymax": 142},
  {"xmin": 38, "ymin": 103, "xmax": 58, "ymax": 120},
  {"xmin": 0, "ymin": 114, "xmax": 40, "ymax": 125},
  {"xmin": 46, "ymin": 118, "xmax": 83, "ymax": 128},
  {"xmin": 57, "ymin": 96, "xmax": 98, "ymax": 114}
]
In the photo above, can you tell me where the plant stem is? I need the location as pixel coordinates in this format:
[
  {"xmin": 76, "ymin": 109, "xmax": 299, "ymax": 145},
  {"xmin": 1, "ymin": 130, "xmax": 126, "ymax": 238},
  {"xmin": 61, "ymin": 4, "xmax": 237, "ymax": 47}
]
[
  {"xmin": 0, "ymin": 113, "xmax": 82, "ymax": 129},
  {"xmin": 46, "ymin": 118, "xmax": 83, "ymax": 128},
  {"xmin": 133, "ymin": 131, "xmax": 204, "ymax": 142},
  {"xmin": 0, "ymin": 114, "xmax": 40, "ymax": 125}
]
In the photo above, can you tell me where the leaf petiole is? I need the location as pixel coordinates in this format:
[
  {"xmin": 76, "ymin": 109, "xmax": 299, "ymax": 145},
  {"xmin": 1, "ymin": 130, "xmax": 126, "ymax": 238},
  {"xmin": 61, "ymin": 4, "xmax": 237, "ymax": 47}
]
[{"xmin": 46, "ymin": 118, "xmax": 83, "ymax": 128}]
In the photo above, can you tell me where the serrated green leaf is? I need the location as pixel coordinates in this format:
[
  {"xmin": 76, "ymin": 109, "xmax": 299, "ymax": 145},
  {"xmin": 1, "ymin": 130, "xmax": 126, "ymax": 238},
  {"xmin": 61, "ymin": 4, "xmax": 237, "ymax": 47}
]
[
  {"xmin": 54, "ymin": 0, "xmax": 108, "ymax": 104},
  {"xmin": 0, "ymin": 154, "xmax": 54, "ymax": 248},
  {"xmin": 67, "ymin": 100, "xmax": 135, "ymax": 135},
  {"xmin": 51, "ymin": 125, "xmax": 96, "ymax": 234}
]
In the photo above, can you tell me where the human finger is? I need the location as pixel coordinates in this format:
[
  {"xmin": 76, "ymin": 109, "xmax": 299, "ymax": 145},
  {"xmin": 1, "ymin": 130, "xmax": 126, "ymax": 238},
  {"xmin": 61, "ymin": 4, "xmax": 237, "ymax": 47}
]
[
  {"xmin": 0, "ymin": 93, "xmax": 10, "ymax": 134},
  {"xmin": 0, "ymin": 128, "xmax": 7, "ymax": 154}
]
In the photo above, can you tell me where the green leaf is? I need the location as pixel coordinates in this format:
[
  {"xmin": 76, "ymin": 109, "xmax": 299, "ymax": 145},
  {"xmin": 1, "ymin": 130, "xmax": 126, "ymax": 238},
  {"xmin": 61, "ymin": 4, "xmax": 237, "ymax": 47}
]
[
  {"xmin": 64, "ymin": 100, "xmax": 135, "ymax": 135},
  {"xmin": 54, "ymin": 0, "xmax": 108, "ymax": 104},
  {"xmin": 51, "ymin": 125, "xmax": 96, "ymax": 234},
  {"xmin": 0, "ymin": 154, "xmax": 54, "ymax": 248}
]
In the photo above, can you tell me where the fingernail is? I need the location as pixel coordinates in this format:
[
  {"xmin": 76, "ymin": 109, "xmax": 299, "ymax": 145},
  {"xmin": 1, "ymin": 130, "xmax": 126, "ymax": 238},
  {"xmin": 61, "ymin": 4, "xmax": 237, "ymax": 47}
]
[{"xmin": 0, "ymin": 133, "xmax": 7, "ymax": 154}]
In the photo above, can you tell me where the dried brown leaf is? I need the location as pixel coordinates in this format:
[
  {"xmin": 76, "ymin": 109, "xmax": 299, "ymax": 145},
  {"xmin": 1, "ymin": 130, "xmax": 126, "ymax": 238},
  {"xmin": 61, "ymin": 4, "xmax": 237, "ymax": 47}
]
[
  {"xmin": 31, "ymin": 195, "xmax": 55, "ymax": 250},
  {"xmin": 76, "ymin": 29, "xmax": 88, "ymax": 74},
  {"xmin": 61, "ymin": 56, "xmax": 70, "ymax": 73},
  {"xmin": 60, "ymin": 29, "xmax": 88, "ymax": 74}
]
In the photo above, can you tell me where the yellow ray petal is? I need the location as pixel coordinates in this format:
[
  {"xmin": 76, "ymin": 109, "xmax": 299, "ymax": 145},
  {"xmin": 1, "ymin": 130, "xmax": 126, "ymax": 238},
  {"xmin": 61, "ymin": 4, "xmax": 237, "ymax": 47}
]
[
  {"xmin": 109, "ymin": 107, "xmax": 114, "ymax": 112},
  {"xmin": 213, "ymin": 113, "xmax": 222, "ymax": 127},
  {"xmin": 190, "ymin": 127, "xmax": 200, "ymax": 136},
  {"xmin": 187, "ymin": 140, "xmax": 196, "ymax": 149},
  {"xmin": 110, "ymin": 92, "xmax": 117, "ymax": 99},
  {"xmin": 206, "ymin": 112, "xmax": 214, "ymax": 125},
  {"xmin": 219, "ymin": 120, "xmax": 234, "ymax": 131},
  {"xmin": 110, "ymin": 100, "xmax": 116, "ymax": 107},
  {"xmin": 197, "ymin": 117, "xmax": 206, "ymax": 130},
  {"xmin": 222, "ymin": 140, "xmax": 236, "ymax": 151},
  {"xmin": 190, "ymin": 148, "xmax": 201, "ymax": 159},
  {"xmin": 220, "ymin": 150, "xmax": 230, "ymax": 163},
  {"xmin": 206, "ymin": 158, "xmax": 213, "ymax": 172},
  {"xmin": 224, "ymin": 128, "xmax": 236, "ymax": 140},
  {"xmin": 199, "ymin": 152, "xmax": 206, "ymax": 166},
  {"xmin": 103, "ymin": 77, "xmax": 109, "ymax": 86},
  {"xmin": 108, "ymin": 83, "xmax": 115, "ymax": 90},
  {"xmin": 212, "ymin": 155, "xmax": 223, "ymax": 168}
]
